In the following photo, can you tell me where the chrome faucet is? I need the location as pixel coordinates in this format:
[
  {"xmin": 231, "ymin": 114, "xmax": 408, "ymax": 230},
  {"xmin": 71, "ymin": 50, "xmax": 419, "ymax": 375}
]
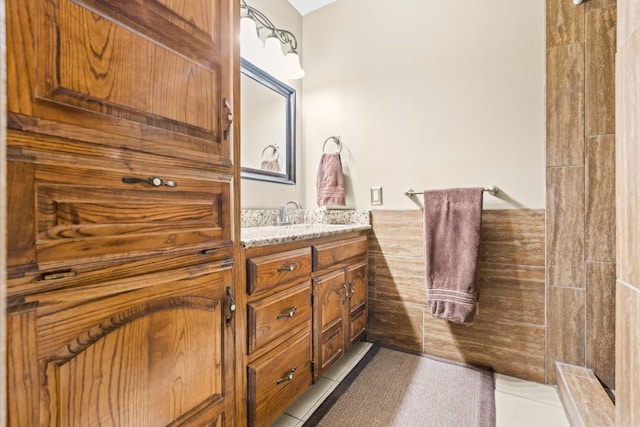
[{"xmin": 277, "ymin": 200, "xmax": 302, "ymax": 225}]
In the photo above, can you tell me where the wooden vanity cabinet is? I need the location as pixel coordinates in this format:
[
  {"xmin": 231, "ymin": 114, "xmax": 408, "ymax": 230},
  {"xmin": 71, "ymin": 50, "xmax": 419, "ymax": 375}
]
[
  {"xmin": 239, "ymin": 232, "xmax": 369, "ymax": 425},
  {"xmin": 244, "ymin": 247, "xmax": 314, "ymax": 427},
  {"xmin": 312, "ymin": 236, "xmax": 368, "ymax": 381}
]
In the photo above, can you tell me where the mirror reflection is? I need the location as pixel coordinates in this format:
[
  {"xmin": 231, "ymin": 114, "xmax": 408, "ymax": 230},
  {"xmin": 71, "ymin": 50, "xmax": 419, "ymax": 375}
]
[{"xmin": 241, "ymin": 58, "xmax": 296, "ymax": 184}]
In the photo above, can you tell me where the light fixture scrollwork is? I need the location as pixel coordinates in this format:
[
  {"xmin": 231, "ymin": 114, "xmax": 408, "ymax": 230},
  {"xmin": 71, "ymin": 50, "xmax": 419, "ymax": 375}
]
[{"xmin": 240, "ymin": 0, "xmax": 305, "ymax": 80}]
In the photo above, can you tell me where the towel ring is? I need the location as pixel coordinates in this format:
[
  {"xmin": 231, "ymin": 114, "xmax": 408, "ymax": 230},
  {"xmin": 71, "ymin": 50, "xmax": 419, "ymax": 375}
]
[
  {"xmin": 261, "ymin": 144, "xmax": 280, "ymax": 161},
  {"xmin": 322, "ymin": 136, "xmax": 342, "ymax": 154}
]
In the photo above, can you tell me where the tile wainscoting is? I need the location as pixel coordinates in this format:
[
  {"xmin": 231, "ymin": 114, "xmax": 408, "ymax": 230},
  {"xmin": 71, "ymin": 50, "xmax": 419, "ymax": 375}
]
[{"xmin": 367, "ymin": 209, "xmax": 546, "ymax": 383}]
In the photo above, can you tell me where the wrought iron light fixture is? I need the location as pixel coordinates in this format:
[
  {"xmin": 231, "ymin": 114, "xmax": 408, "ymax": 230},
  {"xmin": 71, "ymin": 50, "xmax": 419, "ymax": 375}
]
[{"xmin": 240, "ymin": 0, "xmax": 305, "ymax": 79}]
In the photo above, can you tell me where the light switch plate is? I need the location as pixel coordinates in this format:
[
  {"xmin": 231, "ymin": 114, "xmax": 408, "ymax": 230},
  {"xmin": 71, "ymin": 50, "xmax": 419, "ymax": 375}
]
[{"xmin": 371, "ymin": 186, "xmax": 383, "ymax": 205}]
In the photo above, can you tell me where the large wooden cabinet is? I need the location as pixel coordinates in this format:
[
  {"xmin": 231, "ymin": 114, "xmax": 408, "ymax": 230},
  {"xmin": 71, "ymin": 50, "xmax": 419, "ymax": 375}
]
[{"xmin": 6, "ymin": 0, "xmax": 239, "ymax": 425}]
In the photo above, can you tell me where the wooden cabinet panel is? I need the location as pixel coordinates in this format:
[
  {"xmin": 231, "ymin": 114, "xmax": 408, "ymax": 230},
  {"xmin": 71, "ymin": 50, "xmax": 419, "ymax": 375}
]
[
  {"xmin": 247, "ymin": 248, "xmax": 312, "ymax": 295},
  {"xmin": 7, "ymin": 0, "xmax": 233, "ymax": 165},
  {"xmin": 312, "ymin": 236, "xmax": 367, "ymax": 271},
  {"xmin": 312, "ymin": 269, "xmax": 348, "ymax": 381},
  {"xmin": 346, "ymin": 262, "xmax": 368, "ymax": 347},
  {"xmin": 248, "ymin": 281, "xmax": 311, "ymax": 354},
  {"xmin": 8, "ymin": 262, "xmax": 235, "ymax": 427},
  {"xmin": 6, "ymin": 139, "xmax": 231, "ymax": 271},
  {"xmin": 247, "ymin": 331, "xmax": 312, "ymax": 427}
]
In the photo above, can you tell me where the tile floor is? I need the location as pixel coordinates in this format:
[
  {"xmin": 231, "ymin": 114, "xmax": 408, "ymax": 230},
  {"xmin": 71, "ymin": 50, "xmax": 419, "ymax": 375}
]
[{"xmin": 272, "ymin": 341, "xmax": 570, "ymax": 427}]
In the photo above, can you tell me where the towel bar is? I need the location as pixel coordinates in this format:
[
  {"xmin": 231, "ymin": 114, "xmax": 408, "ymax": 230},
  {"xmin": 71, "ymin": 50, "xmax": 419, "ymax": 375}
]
[{"xmin": 404, "ymin": 186, "xmax": 499, "ymax": 197}]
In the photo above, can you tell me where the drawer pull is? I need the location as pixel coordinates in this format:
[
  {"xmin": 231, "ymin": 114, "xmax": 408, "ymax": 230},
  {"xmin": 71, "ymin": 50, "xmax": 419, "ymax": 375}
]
[
  {"xmin": 276, "ymin": 368, "xmax": 296, "ymax": 384},
  {"xmin": 277, "ymin": 263, "xmax": 298, "ymax": 273},
  {"xmin": 122, "ymin": 176, "xmax": 177, "ymax": 188},
  {"xmin": 277, "ymin": 307, "xmax": 297, "ymax": 319},
  {"xmin": 34, "ymin": 270, "xmax": 77, "ymax": 282}
]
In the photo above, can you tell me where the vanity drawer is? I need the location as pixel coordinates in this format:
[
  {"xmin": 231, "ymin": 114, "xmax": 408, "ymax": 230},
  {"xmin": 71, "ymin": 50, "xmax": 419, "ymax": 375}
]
[
  {"xmin": 312, "ymin": 236, "xmax": 367, "ymax": 271},
  {"xmin": 247, "ymin": 248, "xmax": 312, "ymax": 295},
  {"xmin": 248, "ymin": 282, "xmax": 312, "ymax": 354},
  {"xmin": 247, "ymin": 331, "xmax": 312, "ymax": 427}
]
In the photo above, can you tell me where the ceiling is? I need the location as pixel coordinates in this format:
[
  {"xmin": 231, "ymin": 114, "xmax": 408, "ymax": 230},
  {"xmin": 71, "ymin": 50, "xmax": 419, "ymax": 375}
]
[{"xmin": 287, "ymin": 0, "xmax": 336, "ymax": 16}]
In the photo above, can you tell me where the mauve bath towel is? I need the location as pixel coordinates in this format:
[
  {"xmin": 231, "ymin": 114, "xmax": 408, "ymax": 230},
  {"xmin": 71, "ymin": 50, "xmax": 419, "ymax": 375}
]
[
  {"xmin": 423, "ymin": 188, "xmax": 484, "ymax": 323},
  {"xmin": 316, "ymin": 153, "xmax": 346, "ymax": 206}
]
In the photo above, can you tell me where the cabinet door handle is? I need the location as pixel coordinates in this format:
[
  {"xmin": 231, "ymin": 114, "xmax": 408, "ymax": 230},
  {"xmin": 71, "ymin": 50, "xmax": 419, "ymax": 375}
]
[
  {"xmin": 34, "ymin": 270, "xmax": 77, "ymax": 282},
  {"xmin": 349, "ymin": 281, "xmax": 355, "ymax": 299},
  {"xmin": 226, "ymin": 286, "xmax": 236, "ymax": 325},
  {"xmin": 122, "ymin": 176, "xmax": 177, "ymax": 188},
  {"xmin": 223, "ymin": 98, "xmax": 233, "ymax": 140},
  {"xmin": 277, "ymin": 307, "xmax": 297, "ymax": 319},
  {"xmin": 277, "ymin": 263, "xmax": 298, "ymax": 273},
  {"xmin": 276, "ymin": 368, "xmax": 296, "ymax": 384},
  {"xmin": 342, "ymin": 283, "xmax": 349, "ymax": 305}
]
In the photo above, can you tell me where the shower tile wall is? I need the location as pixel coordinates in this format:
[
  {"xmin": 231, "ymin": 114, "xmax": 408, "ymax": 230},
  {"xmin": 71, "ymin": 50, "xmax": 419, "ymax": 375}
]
[
  {"xmin": 616, "ymin": 0, "xmax": 640, "ymax": 423},
  {"xmin": 368, "ymin": 209, "xmax": 546, "ymax": 383},
  {"xmin": 545, "ymin": 0, "xmax": 616, "ymax": 387}
]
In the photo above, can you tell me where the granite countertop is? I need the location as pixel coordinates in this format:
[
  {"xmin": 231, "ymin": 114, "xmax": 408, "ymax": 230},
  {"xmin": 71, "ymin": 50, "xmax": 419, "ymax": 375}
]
[{"xmin": 241, "ymin": 209, "xmax": 371, "ymax": 248}]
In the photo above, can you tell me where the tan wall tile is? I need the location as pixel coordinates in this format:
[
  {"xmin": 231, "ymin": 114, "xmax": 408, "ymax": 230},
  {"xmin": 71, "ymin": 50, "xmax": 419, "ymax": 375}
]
[
  {"xmin": 586, "ymin": 262, "xmax": 616, "ymax": 389},
  {"xmin": 616, "ymin": 281, "xmax": 640, "ymax": 426},
  {"xmin": 424, "ymin": 314, "xmax": 545, "ymax": 382},
  {"xmin": 369, "ymin": 210, "xmax": 424, "ymax": 258},
  {"xmin": 546, "ymin": 286, "xmax": 586, "ymax": 383},
  {"xmin": 368, "ymin": 209, "xmax": 547, "ymax": 382},
  {"xmin": 616, "ymin": 31, "xmax": 640, "ymax": 286},
  {"xmin": 370, "ymin": 253, "xmax": 427, "ymax": 305},
  {"xmin": 479, "ymin": 263, "xmax": 545, "ymax": 326},
  {"xmin": 586, "ymin": 136, "xmax": 616, "ymax": 262},
  {"xmin": 481, "ymin": 210, "xmax": 545, "ymax": 267},
  {"xmin": 586, "ymin": 5, "xmax": 617, "ymax": 136},
  {"xmin": 547, "ymin": 44, "xmax": 586, "ymax": 166},
  {"xmin": 368, "ymin": 298, "xmax": 423, "ymax": 353},
  {"xmin": 547, "ymin": 0, "xmax": 585, "ymax": 48},
  {"xmin": 617, "ymin": 0, "xmax": 640, "ymax": 46},
  {"xmin": 547, "ymin": 167, "xmax": 586, "ymax": 288}
]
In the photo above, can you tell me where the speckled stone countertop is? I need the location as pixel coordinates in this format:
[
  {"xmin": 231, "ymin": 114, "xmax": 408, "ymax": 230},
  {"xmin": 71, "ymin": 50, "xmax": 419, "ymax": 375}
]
[{"xmin": 241, "ymin": 209, "xmax": 371, "ymax": 248}]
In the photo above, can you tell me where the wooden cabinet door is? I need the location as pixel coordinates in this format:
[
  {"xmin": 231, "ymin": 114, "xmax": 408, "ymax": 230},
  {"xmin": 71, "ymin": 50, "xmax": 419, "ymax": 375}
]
[
  {"xmin": 7, "ymin": 262, "xmax": 236, "ymax": 426},
  {"xmin": 7, "ymin": 0, "xmax": 235, "ymax": 167},
  {"xmin": 312, "ymin": 269, "xmax": 348, "ymax": 382},
  {"xmin": 346, "ymin": 262, "xmax": 368, "ymax": 349}
]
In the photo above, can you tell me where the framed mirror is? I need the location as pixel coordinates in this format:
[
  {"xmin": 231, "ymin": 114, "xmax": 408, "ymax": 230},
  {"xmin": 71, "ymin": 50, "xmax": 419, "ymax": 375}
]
[{"xmin": 240, "ymin": 58, "xmax": 296, "ymax": 184}]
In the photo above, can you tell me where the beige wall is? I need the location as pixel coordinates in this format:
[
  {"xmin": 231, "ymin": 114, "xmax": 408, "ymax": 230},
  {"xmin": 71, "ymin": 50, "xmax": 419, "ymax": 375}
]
[
  {"xmin": 545, "ymin": 0, "xmax": 617, "ymax": 387},
  {"xmin": 240, "ymin": 0, "xmax": 545, "ymax": 211},
  {"xmin": 301, "ymin": 0, "xmax": 545, "ymax": 210},
  {"xmin": 616, "ymin": 0, "xmax": 640, "ymax": 424}
]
